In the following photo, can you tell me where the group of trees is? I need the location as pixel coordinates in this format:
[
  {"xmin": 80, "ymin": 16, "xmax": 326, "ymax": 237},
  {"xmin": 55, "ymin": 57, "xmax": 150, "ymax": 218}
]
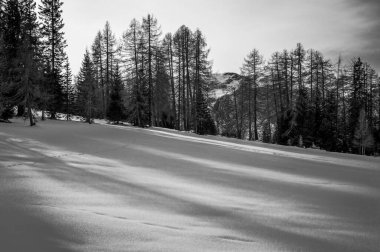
[
  {"xmin": 213, "ymin": 43, "xmax": 380, "ymax": 155},
  {"xmin": 0, "ymin": 1, "xmax": 216, "ymax": 134},
  {"xmin": 1, "ymin": 1, "xmax": 378, "ymax": 155},
  {"xmin": 76, "ymin": 16, "xmax": 216, "ymax": 134},
  {"xmin": 0, "ymin": 0, "xmax": 69, "ymax": 125}
]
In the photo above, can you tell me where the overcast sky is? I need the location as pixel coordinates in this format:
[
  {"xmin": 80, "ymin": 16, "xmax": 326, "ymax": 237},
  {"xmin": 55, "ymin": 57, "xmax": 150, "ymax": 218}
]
[{"xmin": 51, "ymin": 0, "xmax": 380, "ymax": 75}]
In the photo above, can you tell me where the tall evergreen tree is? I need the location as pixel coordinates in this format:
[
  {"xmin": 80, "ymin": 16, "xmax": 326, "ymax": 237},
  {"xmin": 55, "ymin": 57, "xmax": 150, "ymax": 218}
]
[
  {"xmin": 76, "ymin": 50, "xmax": 96, "ymax": 124},
  {"xmin": 349, "ymin": 58, "xmax": 366, "ymax": 148},
  {"xmin": 91, "ymin": 31, "xmax": 105, "ymax": 117},
  {"xmin": 153, "ymin": 45, "xmax": 172, "ymax": 127},
  {"xmin": 0, "ymin": 0, "xmax": 21, "ymax": 120},
  {"xmin": 0, "ymin": 1, "xmax": 6, "ymax": 119},
  {"xmin": 193, "ymin": 29, "xmax": 214, "ymax": 134},
  {"xmin": 107, "ymin": 64, "xmax": 125, "ymax": 123},
  {"xmin": 39, "ymin": 0, "xmax": 67, "ymax": 119},
  {"xmin": 18, "ymin": 0, "xmax": 41, "ymax": 125},
  {"xmin": 0, "ymin": 0, "xmax": 40, "ymax": 124}
]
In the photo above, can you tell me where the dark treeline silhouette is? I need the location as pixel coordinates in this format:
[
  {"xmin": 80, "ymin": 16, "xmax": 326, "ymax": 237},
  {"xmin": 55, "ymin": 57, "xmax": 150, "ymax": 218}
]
[
  {"xmin": 0, "ymin": 0, "xmax": 68, "ymax": 125},
  {"xmin": 1, "ymin": 1, "xmax": 379, "ymax": 155},
  {"xmin": 75, "ymin": 15, "xmax": 216, "ymax": 134},
  {"xmin": 214, "ymin": 44, "xmax": 380, "ymax": 155}
]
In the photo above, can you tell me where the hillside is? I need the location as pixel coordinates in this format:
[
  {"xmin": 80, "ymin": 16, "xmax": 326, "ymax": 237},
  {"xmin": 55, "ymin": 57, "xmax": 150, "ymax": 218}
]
[
  {"xmin": 1, "ymin": 119, "xmax": 379, "ymax": 251},
  {"xmin": 209, "ymin": 72, "xmax": 242, "ymax": 101}
]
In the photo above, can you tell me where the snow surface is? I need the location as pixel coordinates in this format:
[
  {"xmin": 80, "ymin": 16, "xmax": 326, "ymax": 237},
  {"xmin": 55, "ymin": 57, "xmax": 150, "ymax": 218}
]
[{"xmin": 1, "ymin": 119, "xmax": 379, "ymax": 251}]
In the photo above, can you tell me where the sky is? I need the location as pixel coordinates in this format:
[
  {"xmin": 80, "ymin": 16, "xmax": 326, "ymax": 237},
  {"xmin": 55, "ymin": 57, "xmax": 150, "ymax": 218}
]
[{"xmin": 44, "ymin": 0, "xmax": 380, "ymax": 75}]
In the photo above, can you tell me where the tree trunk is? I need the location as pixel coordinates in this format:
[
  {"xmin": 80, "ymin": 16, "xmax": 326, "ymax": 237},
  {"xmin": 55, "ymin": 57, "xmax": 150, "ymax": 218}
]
[
  {"xmin": 284, "ymin": 51, "xmax": 290, "ymax": 109},
  {"xmin": 233, "ymin": 89, "xmax": 240, "ymax": 139},
  {"xmin": 248, "ymin": 77, "xmax": 252, "ymax": 140},
  {"xmin": 168, "ymin": 36, "xmax": 176, "ymax": 129},
  {"xmin": 148, "ymin": 15, "xmax": 153, "ymax": 127},
  {"xmin": 336, "ymin": 56, "xmax": 341, "ymax": 140}
]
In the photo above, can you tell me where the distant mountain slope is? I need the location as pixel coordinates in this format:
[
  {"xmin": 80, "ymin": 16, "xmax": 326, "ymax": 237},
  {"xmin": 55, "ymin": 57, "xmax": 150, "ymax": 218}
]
[{"xmin": 209, "ymin": 72, "xmax": 243, "ymax": 101}]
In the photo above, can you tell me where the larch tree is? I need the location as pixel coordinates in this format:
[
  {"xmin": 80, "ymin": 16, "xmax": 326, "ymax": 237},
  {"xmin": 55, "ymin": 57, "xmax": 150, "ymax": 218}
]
[
  {"xmin": 335, "ymin": 55, "xmax": 342, "ymax": 141},
  {"xmin": 122, "ymin": 18, "xmax": 144, "ymax": 127},
  {"xmin": 294, "ymin": 43, "xmax": 305, "ymax": 93},
  {"xmin": 91, "ymin": 31, "xmax": 105, "ymax": 117},
  {"xmin": 163, "ymin": 33, "xmax": 176, "ymax": 128},
  {"xmin": 142, "ymin": 14, "xmax": 161, "ymax": 127},
  {"xmin": 102, "ymin": 21, "xmax": 116, "ymax": 112},
  {"xmin": 241, "ymin": 49, "xmax": 264, "ymax": 140}
]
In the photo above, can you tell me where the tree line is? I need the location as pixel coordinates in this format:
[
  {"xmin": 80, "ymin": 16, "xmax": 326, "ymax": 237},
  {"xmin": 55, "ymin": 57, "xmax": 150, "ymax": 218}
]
[
  {"xmin": 0, "ymin": 1, "xmax": 216, "ymax": 135},
  {"xmin": 75, "ymin": 16, "xmax": 216, "ymax": 134},
  {"xmin": 214, "ymin": 44, "xmax": 380, "ymax": 155},
  {"xmin": 1, "ymin": 0, "xmax": 379, "ymax": 155}
]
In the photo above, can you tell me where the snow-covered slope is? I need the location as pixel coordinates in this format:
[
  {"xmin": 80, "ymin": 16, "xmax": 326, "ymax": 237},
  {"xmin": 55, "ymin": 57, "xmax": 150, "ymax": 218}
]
[{"xmin": 1, "ymin": 119, "xmax": 379, "ymax": 251}]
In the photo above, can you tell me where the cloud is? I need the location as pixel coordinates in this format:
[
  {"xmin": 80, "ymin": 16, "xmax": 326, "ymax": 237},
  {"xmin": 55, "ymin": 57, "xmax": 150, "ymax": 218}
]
[{"xmin": 338, "ymin": 0, "xmax": 380, "ymax": 72}]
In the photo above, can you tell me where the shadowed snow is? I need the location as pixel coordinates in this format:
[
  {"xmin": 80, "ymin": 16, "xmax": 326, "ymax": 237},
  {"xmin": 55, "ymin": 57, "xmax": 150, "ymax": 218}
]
[{"xmin": 1, "ymin": 119, "xmax": 379, "ymax": 251}]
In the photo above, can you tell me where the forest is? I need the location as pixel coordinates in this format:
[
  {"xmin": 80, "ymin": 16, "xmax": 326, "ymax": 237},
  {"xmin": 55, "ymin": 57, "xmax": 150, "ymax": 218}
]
[{"xmin": 0, "ymin": 0, "xmax": 379, "ymax": 155}]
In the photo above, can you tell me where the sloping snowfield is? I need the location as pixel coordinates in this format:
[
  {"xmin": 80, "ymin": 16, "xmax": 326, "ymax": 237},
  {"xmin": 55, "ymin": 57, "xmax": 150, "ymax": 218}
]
[{"xmin": 1, "ymin": 119, "xmax": 379, "ymax": 251}]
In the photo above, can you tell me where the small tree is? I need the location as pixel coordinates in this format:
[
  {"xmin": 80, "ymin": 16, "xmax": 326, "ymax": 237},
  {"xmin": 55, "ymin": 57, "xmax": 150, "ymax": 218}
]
[
  {"xmin": 107, "ymin": 64, "xmax": 125, "ymax": 123},
  {"xmin": 262, "ymin": 120, "xmax": 271, "ymax": 143},
  {"xmin": 298, "ymin": 135, "xmax": 304, "ymax": 148},
  {"xmin": 353, "ymin": 108, "xmax": 374, "ymax": 155},
  {"xmin": 62, "ymin": 57, "xmax": 74, "ymax": 121}
]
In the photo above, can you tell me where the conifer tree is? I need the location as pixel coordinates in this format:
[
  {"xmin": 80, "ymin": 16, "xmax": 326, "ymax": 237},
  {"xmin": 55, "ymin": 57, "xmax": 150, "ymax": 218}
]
[
  {"xmin": 0, "ymin": 0, "xmax": 21, "ymax": 120},
  {"xmin": 163, "ymin": 33, "xmax": 176, "ymax": 128},
  {"xmin": 142, "ymin": 14, "xmax": 161, "ymax": 127},
  {"xmin": 107, "ymin": 64, "xmax": 125, "ymax": 123},
  {"xmin": 294, "ymin": 43, "xmax": 305, "ymax": 92},
  {"xmin": 241, "ymin": 49, "xmax": 264, "ymax": 140},
  {"xmin": 196, "ymin": 87, "xmax": 216, "ymax": 135},
  {"xmin": 39, "ymin": 0, "xmax": 67, "ymax": 119},
  {"xmin": 18, "ymin": 0, "xmax": 41, "ymax": 125},
  {"xmin": 91, "ymin": 31, "xmax": 105, "ymax": 117},
  {"xmin": 0, "ymin": 1, "xmax": 7, "ymax": 119},
  {"xmin": 193, "ymin": 29, "xmax": 214, "ymax": 135},
  {"xmin": 122, "ymin": 19, "xmax": 145, "ymax": 126},
  {"xmin": 76, "ymin": 50, "xmax": 96, "ymax": 124},
  {"xmin": 349, "ymin": 58, "xmax": 366, "ymax": 145},
  {"xmin": 0, "ymin": 0, "xmax": 40, "ymax": 125},
  {"xmin": 102, "ymin": 21, "xmax": 116, "ymax": 111},
  {"xmin": 62, "ymin": 57, "xmax": 74, "ymax": 121}
]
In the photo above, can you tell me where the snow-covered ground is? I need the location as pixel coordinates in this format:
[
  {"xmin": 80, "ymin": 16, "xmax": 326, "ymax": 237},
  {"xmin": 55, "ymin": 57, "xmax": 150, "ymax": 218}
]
[{"xmin": 1, "ymin": 119, "xmax": 379, "ymax": 251}]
